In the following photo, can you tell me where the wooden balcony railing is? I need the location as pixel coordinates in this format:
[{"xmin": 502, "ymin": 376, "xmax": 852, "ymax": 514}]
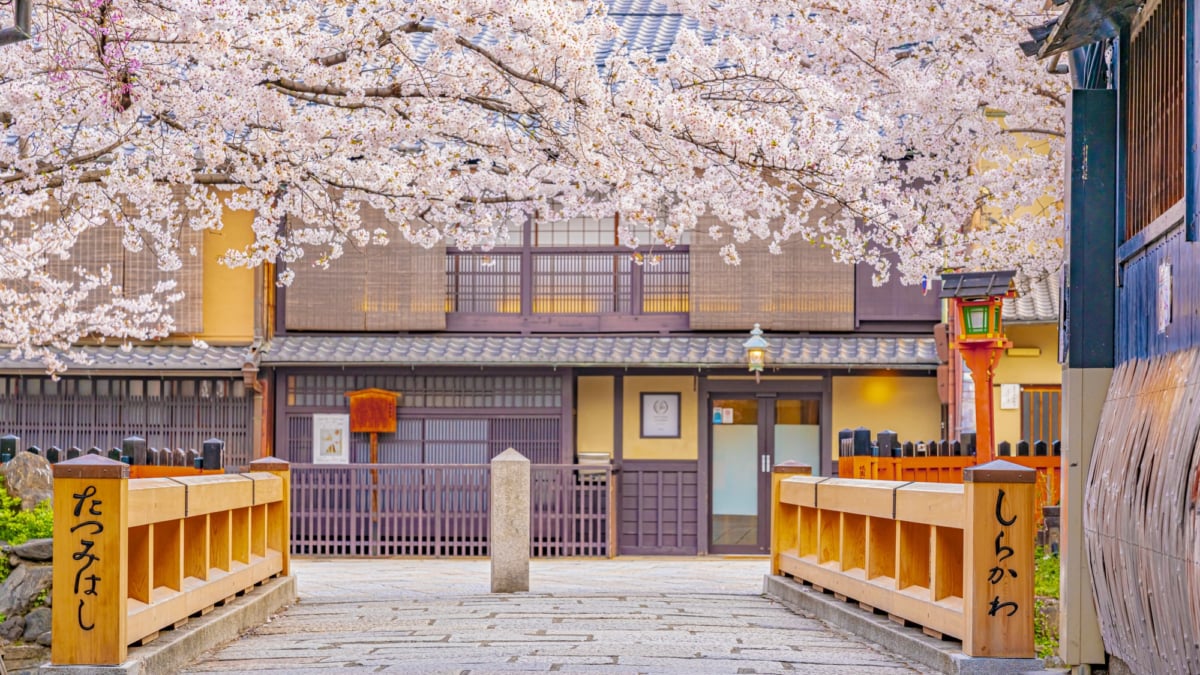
[
  {"xmin": 445, "ymin": 248, "xmax": 688, "ymax": 331},
  {"xmin": 771, "ymin": 461, "xmax": 1035, "ymax": 658},
  {"xmin": 50, "ymin": 456, "xmax": 290, "ymax": 666}
]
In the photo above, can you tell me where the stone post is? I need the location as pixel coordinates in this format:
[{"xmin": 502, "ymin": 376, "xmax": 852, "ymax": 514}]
[
  {"xmin": 963, "ymin": 460, "xmax": 1035, "ymax": 659},
  {"xmin": 50, "ymin": 455, "xmax": 130, "ymax": 666},
  {"xmin": 490, "ymin": 448, "xmax": 530, "ymax": 593}
]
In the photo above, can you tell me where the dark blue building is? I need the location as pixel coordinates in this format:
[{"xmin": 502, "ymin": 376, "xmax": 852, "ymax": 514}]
[{"xmin": 1033, "ymin": 0, "xmax": 1200, "ymax": 672}]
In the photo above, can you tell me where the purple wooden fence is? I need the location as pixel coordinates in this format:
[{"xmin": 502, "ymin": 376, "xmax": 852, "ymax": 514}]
[
  {"xmin": 290, "ymin": 464, "xmax": 610, "ymax": 558},
  {"xmin": 530, "ymin": 465, "xmax": 610, "ymax": 558}
]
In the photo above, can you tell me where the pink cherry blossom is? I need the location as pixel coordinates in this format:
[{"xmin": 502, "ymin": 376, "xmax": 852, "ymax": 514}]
[{"xmin": 0, "ymin": 0, "xmax": 1066, "ymax": 372}]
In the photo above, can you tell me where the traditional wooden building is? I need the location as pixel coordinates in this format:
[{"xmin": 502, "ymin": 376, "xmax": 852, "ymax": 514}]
[
  {"xmin": 266, "ymin": 197, "xmax": 1039, "ymax": 557},
  {"xmin": 0, "ymin": 193, "xmax": 266, "ymax": 468}
]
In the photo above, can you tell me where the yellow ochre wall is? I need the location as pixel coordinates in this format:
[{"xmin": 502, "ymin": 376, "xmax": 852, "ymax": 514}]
[
  {"xmin": 992, "ymin": 323, "xmax": 1062, "ymax": 444},
  {"xmin": 200, "ymin": 195, "xmax": 256, "ymax": 343},
  {"xmin": 622, "ymin": 376, "xmax": 698, "ymax": 461},
  {"xmin": 576, "ymin": 376, "xmax": 615, "ymax": 458},
  {"xmin": 831, "ymin": 375, "xmax": 941, "ymax": 456}
]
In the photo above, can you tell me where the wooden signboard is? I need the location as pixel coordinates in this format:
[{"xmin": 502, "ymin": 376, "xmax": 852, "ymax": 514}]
[
  {"xmin": 346, "ymin": 388, "xmax": 400, "ymax": 434},
  {"xmin": 346, "ymin": 388, "xmax": 400, "ymax": 520}
]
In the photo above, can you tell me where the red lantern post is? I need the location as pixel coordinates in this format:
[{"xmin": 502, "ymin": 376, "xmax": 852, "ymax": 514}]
[{"xmin": 939, "ymin": 272, "xmax": 1016, "ymax": 464}]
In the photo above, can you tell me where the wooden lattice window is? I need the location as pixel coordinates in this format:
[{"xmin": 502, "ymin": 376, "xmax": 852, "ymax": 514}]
[
  {"xmin": 1126, "ymin": 0, "xmax": 1185, "ymax": 239},
  {"xmin": 1020, "ymin": 386, "xmax": 1062, "ymax": 444},
  {"xmin": 31, "ymin": 187, "xmax": 205, "ymax": 333},
  {"xmin": 688, "ymin": 213, "xmax": 853, "ymax": 331},
  {"xmin": 284, "ymin": 202, "xmax": 446, "ymax": 331}
]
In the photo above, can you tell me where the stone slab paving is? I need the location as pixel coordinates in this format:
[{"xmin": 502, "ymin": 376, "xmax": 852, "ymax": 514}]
[{"xmin": 183, "ymin": 557, "xmax": 936, "ymax": 674}]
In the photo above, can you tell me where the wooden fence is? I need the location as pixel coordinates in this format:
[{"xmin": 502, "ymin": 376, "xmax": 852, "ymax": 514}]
[
  {"xmin": 838, "ymin": 452, "xmax": 1061, "ymax": 519},
  {"xmin": 0, "ymin": 433, "xmax": 228, "ymax": 479},
  {"xmin": 771, "ymin": 462, "xmax": 1036, "ymax": 658},
  {"xmin": 50, "ymin": 456, "xmax": 290, "ymax": 666},
  {"xmin": 290, "ymin": 463, "xmax": 611, "ymax": 558}
]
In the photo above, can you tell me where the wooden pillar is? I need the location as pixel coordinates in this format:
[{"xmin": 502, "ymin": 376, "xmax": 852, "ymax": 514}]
[
  {"xmin": 960, "ymin": 347, "xmax": 1003, "ymax": 464},
  {"xmin": 250, "ymin": 456, "xmax": 291, "ymax": 576},
  {"xmin": 770, "ymin": 461, "xmax": 812, "ymax": 575},
  {"xmin": 962, "ymin": 460, "xmax": 1035, "ymax": 658},
  {"xmin": 51, "ymin": 455, "xmax": 130, "ymax": 666}
]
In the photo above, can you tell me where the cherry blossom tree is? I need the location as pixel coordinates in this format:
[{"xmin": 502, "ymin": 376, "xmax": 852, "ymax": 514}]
[{"xmin": 0, "ymin": 0, "xmax": 1066, "ymax": 371}]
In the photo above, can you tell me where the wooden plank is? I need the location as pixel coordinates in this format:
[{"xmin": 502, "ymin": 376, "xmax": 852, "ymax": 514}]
[
  {"xmin": 779, "ymin": 475, "xmax": 824, "ymax": 508},
  {"xmin": 172, "ymin": 475, "xmax": 255, "ymax": 517},
  {"xmin": 777, "ymin": 551, "xmax": 964, "ymax": 639},
  {"xmin": 894, "ymin": 483, "xmax": 964, "ymax": 530},
  {"xmin": 128, "ymin": 525, "xmax": 152, "ymax": 604},
  {"xmin": 129, "ymin": 467, "xmax": 222, "ymax": 480},
  {"xmin": 182, "ymin": 554, "xmax": 283, "ymax": 618},
  {"xmin": 152, "ymin": 521, "xmax": 183, "ymax": 592},
  {"xmin": 242, "ymin": 472, "xmax": 285, "ymax": 505},
  {"xmin": 819, "ymin": 478, "xmax": 904, "ymax": 518},
  {"xmin": 184, "ymin": 515, "xmax": 209, "ymax": 582},
  {"xmin": 128, "ymin": 479, "xmax": 186, "ymax": 527},
  {"xmin": 232, "ymin": 507, "xmax": 251, "ymax": 565},
  {"xmin": 897, "ymin": 521, "xmax": 931, "ymax": 593},
  {"xmin": 866, "ymin": 516, "xmax": 896, "ymax": 583}
]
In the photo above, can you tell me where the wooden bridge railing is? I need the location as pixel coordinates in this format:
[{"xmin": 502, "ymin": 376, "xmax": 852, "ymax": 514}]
[
  {"xmin": 838, "ymin": 455, "xmax": 1061, "ymax": 522},
  {"xmin": 50, "ymin": 455, "xmax": 290, "ymax": 666},
  {"xmin": 771, "ymin": 460, "xmax": 1035, "ymax": 658}
]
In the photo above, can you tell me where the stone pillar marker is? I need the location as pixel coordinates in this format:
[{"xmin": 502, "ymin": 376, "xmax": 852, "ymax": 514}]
[{"xmin": 490, "ymin": 448, "xmax": 530, "ymax": 593}]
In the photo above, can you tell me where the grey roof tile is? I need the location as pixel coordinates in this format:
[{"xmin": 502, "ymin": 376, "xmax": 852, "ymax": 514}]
[
  {"xmin": 1003, "ymin": 273, "xmax": 1060, "ymax": 324},
  {"xmin": 261, "ymin": 334, "xmax": 937, "ymax": 368},
  {"xmin": 0, "ymin": 345, "xmax": 254, "ymax": 372}
]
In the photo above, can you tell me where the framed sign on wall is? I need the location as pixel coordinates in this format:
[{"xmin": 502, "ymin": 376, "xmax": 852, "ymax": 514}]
[
  {"xmin": 312, "ymin": 414, "xmax": 351, "ymax": 464},
  {"xmin": 641, "ymin": 392, "xmax": 681, "ymax": 438}
]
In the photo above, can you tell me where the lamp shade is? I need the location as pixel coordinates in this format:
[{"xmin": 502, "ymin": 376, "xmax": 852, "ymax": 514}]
[
  {"xmin": 743, "ymin": 323, "xmax": 769, "ymax": 372},
  {"xmin": 962, "ymin": 304, "xmax": 991, "ymax": 336}
]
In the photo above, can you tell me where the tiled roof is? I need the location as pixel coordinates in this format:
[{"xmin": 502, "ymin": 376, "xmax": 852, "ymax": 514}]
[
  {"xmin": 1003, "ymin": 273, "xmax": 1060, "ymax": 324},
  {"xmin": 0, "ymin": 345, "xmax": 255, "ymax": 372},
  {"xmin": 939, "ymin": 270, "xmax": 1017, "ymax": 299},
  {"xmin": 261, "ymin": 335, "xmax": 936, "ymax": 369},
  {"xmin": 401, "ymin": 0, "xmax": 701, "ymax": 69},
  {"xmin": 600, "ymin": 0, "xmax": 698, "ymax": 66}
]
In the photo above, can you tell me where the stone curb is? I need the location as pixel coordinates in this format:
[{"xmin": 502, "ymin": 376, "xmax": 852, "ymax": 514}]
[
  {"xmin": 763, "ymin": 575, "xmax": 1047, "ymax": 675},
  {"xmin": 36, "ymin": 574, "xmax": 297, "ymax": 675}
]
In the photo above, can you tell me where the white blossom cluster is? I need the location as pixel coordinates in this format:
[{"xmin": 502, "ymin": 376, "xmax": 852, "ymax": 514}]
[{"xmin": 0, "ymin": 0, "xmax": 1066, "ymax": 372}]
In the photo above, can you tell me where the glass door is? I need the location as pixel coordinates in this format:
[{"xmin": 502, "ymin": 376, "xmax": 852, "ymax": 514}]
[
  {"xmin": 773, "ymin": 398, "xmax": 821, "ymax": 469},
  {"xmin": 710, "ymin": 398, "xmax": 761, "ymax": 552},
  {"xmin": 710, "ymin": 395, "xmax": 823, "ymax": 554}
]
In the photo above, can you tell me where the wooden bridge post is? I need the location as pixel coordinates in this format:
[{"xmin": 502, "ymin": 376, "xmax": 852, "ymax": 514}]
[
  {"xmin": 771, "ymin": 461, "xmax": 812, "ymax": 575},
  {"xmin": 962, "ymin": 460, "xmax": 1035, "ymax": 658},
  {"xmin": 51, "ymin": 455, "xmax": 130, "ymax": 666},
  {"xmin": 250, "ymin": 456, "xmax": 292, "ymax": 576}
]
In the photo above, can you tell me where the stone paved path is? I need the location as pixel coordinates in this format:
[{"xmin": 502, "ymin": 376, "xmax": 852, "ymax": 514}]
[{"xmin": 183, "ymin": 558, "xmax": 936, "ymax": 674}]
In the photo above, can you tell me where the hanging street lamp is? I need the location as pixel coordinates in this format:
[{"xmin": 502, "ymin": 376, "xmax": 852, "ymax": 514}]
[{"xmin": 743, "ymin": 323, "xmax": 769, "ymax": 383}]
